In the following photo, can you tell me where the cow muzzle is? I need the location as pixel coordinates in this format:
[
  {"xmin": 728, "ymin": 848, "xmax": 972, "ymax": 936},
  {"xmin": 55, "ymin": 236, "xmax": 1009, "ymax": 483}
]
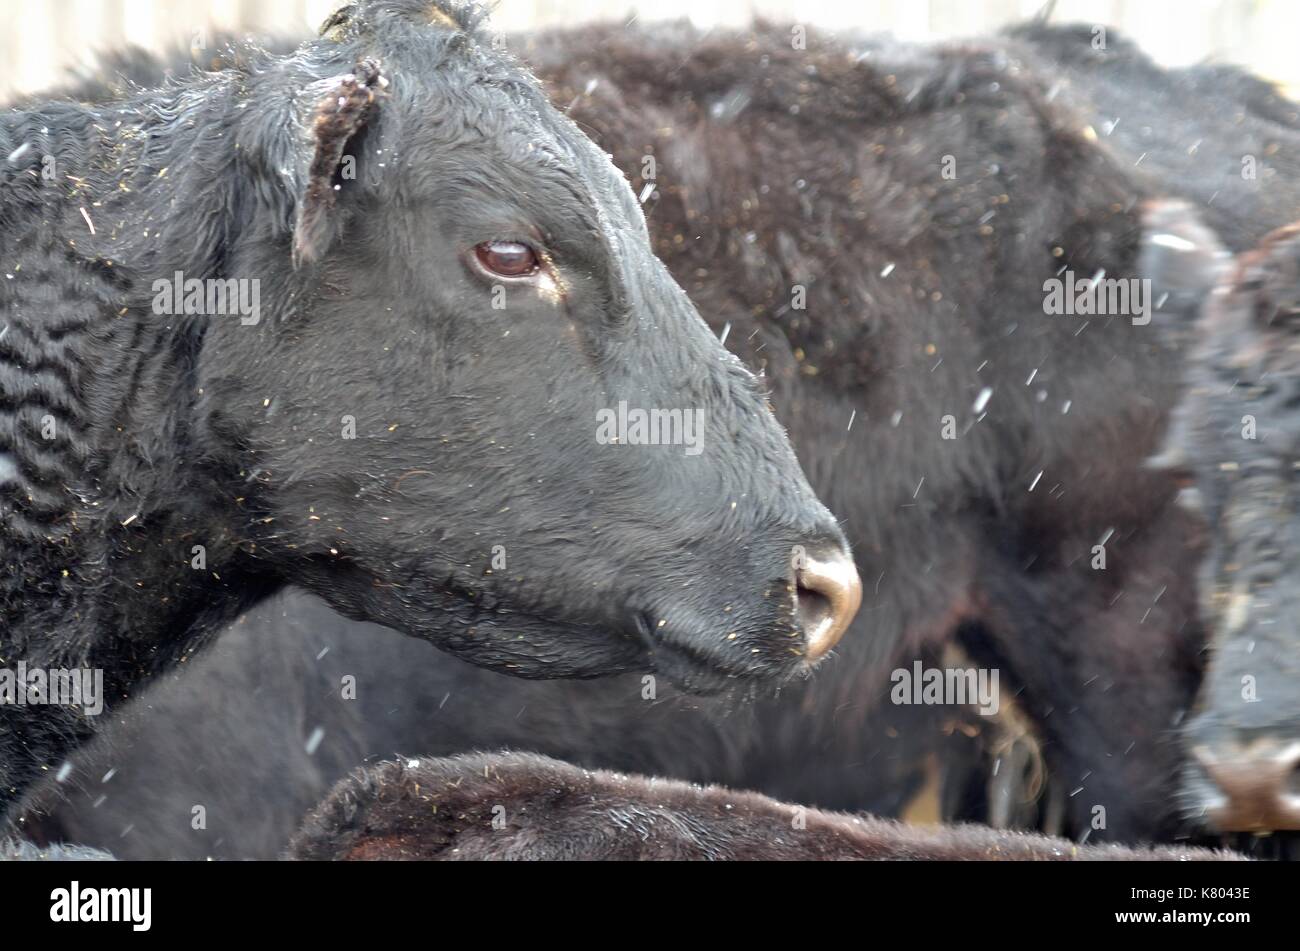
[{"xmin": 1194, "ymin": 737, "xmax": 1300, "ymax": 831}]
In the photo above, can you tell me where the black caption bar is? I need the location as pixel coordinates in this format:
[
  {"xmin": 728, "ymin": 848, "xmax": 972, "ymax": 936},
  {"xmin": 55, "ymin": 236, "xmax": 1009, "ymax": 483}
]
[{"xmin": 0, "ymin": 858, "xmax": 1282, "ymax": 938}]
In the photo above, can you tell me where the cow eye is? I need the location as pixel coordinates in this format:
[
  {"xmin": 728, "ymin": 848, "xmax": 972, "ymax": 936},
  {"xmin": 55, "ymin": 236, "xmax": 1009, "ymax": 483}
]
[{"xmin": 474, "ymin": 240, "xmax": 540, "ymax": 278}]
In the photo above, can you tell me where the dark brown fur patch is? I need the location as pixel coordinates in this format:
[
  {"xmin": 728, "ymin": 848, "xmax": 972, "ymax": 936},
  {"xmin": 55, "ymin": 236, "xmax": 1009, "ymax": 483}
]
[{"xmin": 288, "ymin": 752, "xmax": 1242, "ymax": 861}]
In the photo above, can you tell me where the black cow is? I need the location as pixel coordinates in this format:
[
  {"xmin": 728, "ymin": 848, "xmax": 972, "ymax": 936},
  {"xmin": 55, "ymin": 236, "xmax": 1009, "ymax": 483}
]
[
  {"xmin": 12, "ymin": 16, "xmax": 1240, "ymax": 859},
  {"xmin": 1154, "ymin": 224, "xmax": 1300, "ymax": 833},
  {"xmin": 0, "ymin": 1, "xmax": 858, "ymax": 816},
  {"xmin": 285, "ymin": 751, "xmax": 1237, "ymax": 860}
]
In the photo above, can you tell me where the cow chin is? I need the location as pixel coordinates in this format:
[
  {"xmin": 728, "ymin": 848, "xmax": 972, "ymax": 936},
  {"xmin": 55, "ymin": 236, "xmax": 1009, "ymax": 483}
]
[
  {"xmin": 292, "ymin": 566, "xmax": 639, "ymax": 680},
  {"xmin": 630, "ymin": 612, "xmax": 809, "ymax": 697},
  {"xmin": 405, "ymin": 605, "xmax": 796, "ymax": 695},
  {"xmin": 419, "ymin": 614, "xmax": 649, "ymax": 682},
  {"xmin": 290, "ymin": 557, "xmax": 812, "ymax": 691}
]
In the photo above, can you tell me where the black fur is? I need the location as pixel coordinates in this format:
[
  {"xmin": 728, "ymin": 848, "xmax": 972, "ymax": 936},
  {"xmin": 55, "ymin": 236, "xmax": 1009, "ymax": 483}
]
[
  {"xmin": 0, "ymin": 2, "xmax": 847, "ymax": 815},
  {"xmin": 1003, "ymin": 22, "xmax": 1300, "ymax": 253},
  {"xmin": 15, "ymin": 591, "xmax": 967, "ymax": 858}
]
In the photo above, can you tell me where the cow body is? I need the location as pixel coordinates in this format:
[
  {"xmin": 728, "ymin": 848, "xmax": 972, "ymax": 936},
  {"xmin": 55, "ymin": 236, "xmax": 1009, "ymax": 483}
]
[{"xmin": 286, "ymin": 751, "xmax": 1238, "ymax": 861}]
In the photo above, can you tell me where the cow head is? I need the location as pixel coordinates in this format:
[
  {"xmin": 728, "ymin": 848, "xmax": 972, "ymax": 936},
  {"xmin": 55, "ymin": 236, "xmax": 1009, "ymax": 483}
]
[{"xmin": 188, "ymin": 1, "xmax": 859, "ymax": 690}]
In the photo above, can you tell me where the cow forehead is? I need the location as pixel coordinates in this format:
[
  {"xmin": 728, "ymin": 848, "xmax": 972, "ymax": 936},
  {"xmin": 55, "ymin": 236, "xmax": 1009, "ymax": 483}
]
[
  {"xmin": 326, "ymin": 3, "xmax": 620, "ymax": 203},
  {"xmin": 431, "ymin": 115, "xmax": 615, "ymax": 233},
  {"xmin": 323, "ymin": 10, "xmax": 643, "ymax": 259},
  {"xmin": 433, "ymin": 86, "xmax": 636, "ymax": 241}
]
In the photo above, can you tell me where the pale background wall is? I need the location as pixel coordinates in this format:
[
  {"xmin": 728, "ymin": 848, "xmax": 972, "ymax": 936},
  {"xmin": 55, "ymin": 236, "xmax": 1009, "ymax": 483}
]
[{"xmin": 2, "ymin": 0, "xmax": 1298, "ymax": 101}]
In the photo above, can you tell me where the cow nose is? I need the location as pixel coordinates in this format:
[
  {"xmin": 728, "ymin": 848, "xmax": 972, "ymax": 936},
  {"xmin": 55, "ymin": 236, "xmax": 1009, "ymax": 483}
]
[
  {"xmin": 1194, "ymin": 738, "xmax": 1300, "ymax": 831},
  {"xmin": 794, "ymin": 546, "xmax": 862, "ymax": 662}
]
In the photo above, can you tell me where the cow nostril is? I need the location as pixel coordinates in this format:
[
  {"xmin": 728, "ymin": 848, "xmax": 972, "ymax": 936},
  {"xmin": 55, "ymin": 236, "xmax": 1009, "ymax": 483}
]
[
  {"xmin": 794, "ymin": 550, "xmax": 862, "ymax": 662},
  {"xmin": 795, "ymin": 584, "xmax": 832, "ymax": 643}
]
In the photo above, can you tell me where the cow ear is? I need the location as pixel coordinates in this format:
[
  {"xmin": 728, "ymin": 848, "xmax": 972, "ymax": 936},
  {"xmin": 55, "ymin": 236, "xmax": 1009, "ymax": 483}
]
[{"xmin": 293, "ymin": 57, "xmax": 387, "ymax": 266}]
